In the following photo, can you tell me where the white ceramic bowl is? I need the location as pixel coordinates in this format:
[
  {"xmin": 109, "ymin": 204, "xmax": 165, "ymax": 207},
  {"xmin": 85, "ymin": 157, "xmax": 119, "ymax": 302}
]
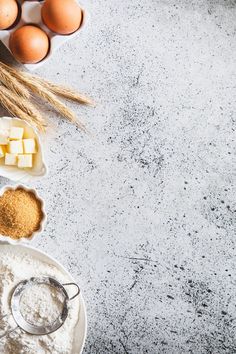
[
  {"xmin": 0, "ymin": 0, "xmax": 89, "ymax": 71},
  {"xmin": 0, "ymin": 116, "xmax": 47, "ymax": 182},
  {"xmin": 0, "ymin": 184, "xmax": 47, "ymax": 245},
  {"xmin": 0, "ymin": 243, "xmax": 87, "ymax": 353}
]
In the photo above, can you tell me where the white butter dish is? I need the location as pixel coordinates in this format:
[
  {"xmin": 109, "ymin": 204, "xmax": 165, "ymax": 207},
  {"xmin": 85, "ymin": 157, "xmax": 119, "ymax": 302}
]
[{"xmin": 0, "ymin": 117, "xmax": 47, "ymax": 182}]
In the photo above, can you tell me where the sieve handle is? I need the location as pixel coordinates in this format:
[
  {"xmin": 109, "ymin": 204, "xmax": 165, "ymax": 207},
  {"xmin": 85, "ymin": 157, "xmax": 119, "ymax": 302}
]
[{"xmin": 63, "ymin": 283, "xmax": 80, "ymax": 300}]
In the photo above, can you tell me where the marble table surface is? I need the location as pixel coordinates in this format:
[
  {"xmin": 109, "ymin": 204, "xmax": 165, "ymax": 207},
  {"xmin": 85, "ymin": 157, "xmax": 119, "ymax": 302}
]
[{"xmin": 0, "ymin": 0, "xmax": 235, "ymax": 353}]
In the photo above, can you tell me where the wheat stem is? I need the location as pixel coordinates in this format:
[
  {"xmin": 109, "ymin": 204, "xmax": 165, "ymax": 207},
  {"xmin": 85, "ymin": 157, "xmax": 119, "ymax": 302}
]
[
  {"xmin": 0, "ymin": 88, "xmax": 42, "ymax": 130},
  {"xmin": 0, "ymin": 66, "xmax": 30, "ymax": 99},
  {"xmin": 1, "ymin": 65, "xmax": 86, "ymax": 131},
  {"xmin": 0, "ymin": 61, "xmax": 93, "ymax": 106},
  {"xmin": 0, "ymin": 85, "xmax": 46, "ymax": 130},
  {"xmin": 31, "ymin": 77, "xmax": 94, "ymax": 106},
  {"xmin": 0, "ymin": 61, "xmax": 90, "ymax": 132}
]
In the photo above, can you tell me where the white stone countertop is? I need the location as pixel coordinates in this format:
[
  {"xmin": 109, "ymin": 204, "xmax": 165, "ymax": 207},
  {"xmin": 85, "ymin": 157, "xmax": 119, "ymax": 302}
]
[{"xmin": 0, "ymin": 0, "xmax": 235, "ymax": 353}]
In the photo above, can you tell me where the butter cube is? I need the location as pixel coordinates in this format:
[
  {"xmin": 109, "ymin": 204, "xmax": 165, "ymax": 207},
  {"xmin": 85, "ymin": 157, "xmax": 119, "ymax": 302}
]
[
  {"xmin": 5, "ymin": 153, "xmax": 17, "ymax": 165},
  {"xmin": 9, "ymin": 127, "xmax": 24, "ymax": 140},
  {"xmin": 0, "ymin": 130, "xmax": 9, "ymax": 145},
  {"xmin": 18, "ymin": 154, "xmax": 33, "ymax": 168},
  {"xmin": 8, "ymin": 140, "xmax": 23, "ymax": 154},
  {"xmin": 23, "ymin": 139, "xmax": 37, "ymax": 154},
  {"xmin": 0, "ymin": 146, "xmax": 6, "ymax": 158}
]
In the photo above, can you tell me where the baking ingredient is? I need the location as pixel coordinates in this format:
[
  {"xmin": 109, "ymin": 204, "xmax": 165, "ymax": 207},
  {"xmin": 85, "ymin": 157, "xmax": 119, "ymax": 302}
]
[
  {"xmin": 0, "ymin": 0, "xmax": 18, "ymax": 30},
  {"xmin": 4, "ymin": 152, "xmax": 17, "ymax": 165},
  {"xmin": 0, "ymin": 187, "xmax": 43, "ymax": 239},
  {"xmin": 5, "ymin": 71, "xmax": 86, "ymax": 131},
  {"xmin": 8, "ymin": 140, "xmax": 23, "ymax": 154},
  {"xmin": 0, "ymin": 247, "xmax": 80, "ymax": 353},
  {"xmin": 19, "ymin": 78, "xmax": 81, "ymax": 127},
  {"xmin": 0, "ymin": 65, "xmax": 30, "ymax": 99},
  {"xmin": 0, "ymin": 145, "xmax": 5, "ymax": 158},
  {"xmin": 23, "ymin": 138, "xmax": 36, "ymax": 153},
  {"xmin": 9, "ymin": 126, "xmax": 24, "ymax": 139},
  {"xmin": 0, "ymin": 89, "xmax": 45, "ymax": 131},
  {"xmin": 42, "ymin": 0, "xmax": 82, "ymax": 35},
  {"xmin": 0, "ymin": 129, "xmax": 8, "ymax": 144},
  {"xmin": 9, "ymin": 25, "xmax": 49, "ymax": 64},
  {"xmin": 0, "ymin": 125, "xmax": 37, "ymax": 169},
  {"xmin": 0, "ymin": 61, "xmax": 92, "ymax": 131},
  {"xmin": 18, "ymin": 154, "xmax": 32, "ymax": 168},
  {"xmin": 34, "ymin": 76, "xmax": 94, "ymax": 105},
  {"xmin": 20, "ymin": 283, "xmax": 64, "ymax": 327},
  {"xmin": 0, "ymin": 85, "xmax": 46, "ymax": 130}
]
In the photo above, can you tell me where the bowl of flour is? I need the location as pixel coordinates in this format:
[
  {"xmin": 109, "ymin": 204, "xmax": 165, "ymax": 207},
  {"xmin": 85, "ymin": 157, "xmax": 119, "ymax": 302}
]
[{"xmin": 0, "ymin": 244, "xmax": 87, "ymax": 354}]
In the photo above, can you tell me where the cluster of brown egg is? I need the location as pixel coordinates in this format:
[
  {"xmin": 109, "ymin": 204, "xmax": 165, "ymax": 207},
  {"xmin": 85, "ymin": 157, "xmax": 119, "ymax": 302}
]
[{"xmin": 0, "ymin": 0, "xmax": 82, "ymax": 63}]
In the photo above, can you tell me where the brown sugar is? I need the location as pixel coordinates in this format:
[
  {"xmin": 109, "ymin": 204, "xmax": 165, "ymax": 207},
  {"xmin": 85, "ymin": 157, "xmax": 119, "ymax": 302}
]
[{"xmin": 0, "ymin": 188, "xmax": 43, "ymax": 239}]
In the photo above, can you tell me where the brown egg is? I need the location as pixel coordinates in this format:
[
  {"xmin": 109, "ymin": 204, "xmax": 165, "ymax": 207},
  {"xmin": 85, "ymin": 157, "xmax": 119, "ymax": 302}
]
[
  {"xmin": 0, "ymin": 0, "xmax": 18, "ymax": 30},
  {"xmin": 9, "ymin": 25, "xmax": 50, "ymax": 64},
  {"xmin": 42, "ymin": 0, "xmax": 82, "ymax": 35}
]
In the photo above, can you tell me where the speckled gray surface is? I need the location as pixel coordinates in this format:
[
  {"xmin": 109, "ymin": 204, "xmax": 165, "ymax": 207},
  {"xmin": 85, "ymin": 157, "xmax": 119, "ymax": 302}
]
[{"xmin": 0, "ymin": 0, "xmax": 236, "ymax": 353}]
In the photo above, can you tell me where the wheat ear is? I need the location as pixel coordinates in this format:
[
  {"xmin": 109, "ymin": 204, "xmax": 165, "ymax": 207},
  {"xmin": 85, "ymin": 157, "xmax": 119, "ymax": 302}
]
[
  {"xmin": 0, "ymin": 61, "xmax": 93, "ymax": 106},
  {"xmin": 30, "ymin": 77, "xmax": 94, "ymax": 106},
  {"xmin": 0, "ymin": 85, "xmax": 46, "ymax": 130},
  {"xmin": 31, "ymin": 81, "xmax": 87, "ymax": 131},
  {"xmin": 0, "ymin": 88, "xmax": 41, "ymax": 129},
  {"xmin": 0, "ymin": 65, "xmax": 30, "ymax": 99},
  {"xmin": 3, "ymin": 69, "xmax": 86, "ymax": 131}
]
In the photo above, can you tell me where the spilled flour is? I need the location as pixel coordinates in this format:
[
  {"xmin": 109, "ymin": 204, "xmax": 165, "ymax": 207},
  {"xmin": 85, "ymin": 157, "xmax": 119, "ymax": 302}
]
[{"xmin": 0, "ymin": 248, "xmax": 80, "ymax": 354}]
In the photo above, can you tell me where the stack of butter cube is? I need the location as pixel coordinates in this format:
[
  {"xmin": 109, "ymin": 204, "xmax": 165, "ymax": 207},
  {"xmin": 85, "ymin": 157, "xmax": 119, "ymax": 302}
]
[{"xmin": 0, "ymin": 127, "xmax": 37, "ymax": 169}]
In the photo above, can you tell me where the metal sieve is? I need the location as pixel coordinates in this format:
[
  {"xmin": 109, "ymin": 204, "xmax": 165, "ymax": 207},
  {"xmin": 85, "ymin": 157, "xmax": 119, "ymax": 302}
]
[{"xmin": 0, "ymin": 277, "xmax": 80, "ymax": 339}]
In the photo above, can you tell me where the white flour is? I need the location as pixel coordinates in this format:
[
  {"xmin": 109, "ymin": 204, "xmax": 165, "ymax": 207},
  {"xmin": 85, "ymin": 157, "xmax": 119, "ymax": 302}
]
[
  {"xmin": 0, "ymin": 249, "xmax": 80, "ymax": 354},
  {"xmin": 20, "ymin": 283, "xmax": 65, "ymax": 327}
]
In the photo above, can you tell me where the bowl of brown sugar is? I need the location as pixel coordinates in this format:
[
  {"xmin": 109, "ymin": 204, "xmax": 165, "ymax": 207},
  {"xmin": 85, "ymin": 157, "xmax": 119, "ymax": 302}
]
[{"xmin": 0, "ymin": 185, "xmax": 46, "ymax": 244}]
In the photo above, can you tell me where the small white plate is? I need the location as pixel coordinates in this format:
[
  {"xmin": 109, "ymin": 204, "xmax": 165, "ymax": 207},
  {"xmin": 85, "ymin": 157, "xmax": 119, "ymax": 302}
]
[
  {"xmin": 0, "ymin": 184, "xmax": 47, "ymax": 245},
  {"xmin": 0, "ymin": 243, "xmax": 87, "ymax": 354},
  {"xmin": 0, "ymin": 116, "xmax": 47, "ymax": 182}
]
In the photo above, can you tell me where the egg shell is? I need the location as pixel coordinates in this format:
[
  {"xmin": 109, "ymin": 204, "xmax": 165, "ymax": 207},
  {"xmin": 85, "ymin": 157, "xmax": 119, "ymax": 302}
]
[
  {"xmin": 0, "ymin": 0, "xmax": 18, "ymax": 30},
  {"xmin": 0, "ymin": 1, "xmax": 88, "ymax": 71},
  {"xmin": 9, "ymin": 25, "xmax": 49, "ymax": 64},
  {"xmin": 42, "ymin": 0, "xmax": 82, "ymax": 35}
]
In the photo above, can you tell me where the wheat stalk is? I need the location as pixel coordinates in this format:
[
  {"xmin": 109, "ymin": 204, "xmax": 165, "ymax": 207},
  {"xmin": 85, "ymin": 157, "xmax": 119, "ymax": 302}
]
[
  {"xmin": 0, "ymin": 61, "xmax": 91, "ymax": 132},
  {"xmin": 29, "ymin": 81, "xmax": 87, "ymax": 131},
  {"xmin": 31, "ymin": 77, "xmax": 94, "ymax": 106},
  {"xmin": 0, "ymin": 66, "xmax": 30, "ymax": 99},
  {"xmin": 0, "ymin": 61, "xmax": 93, "ymax": 106},
  {"xmin": 1, "ymin": 65, "xmax": 86, "ymax": 131},
  {"xmin": 0, "ymin": 85, "xmax": 46, "ymax": 131},
  {"xmin": 0, "ymin": 88, "xmax": 41, "ymax": 129}
]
